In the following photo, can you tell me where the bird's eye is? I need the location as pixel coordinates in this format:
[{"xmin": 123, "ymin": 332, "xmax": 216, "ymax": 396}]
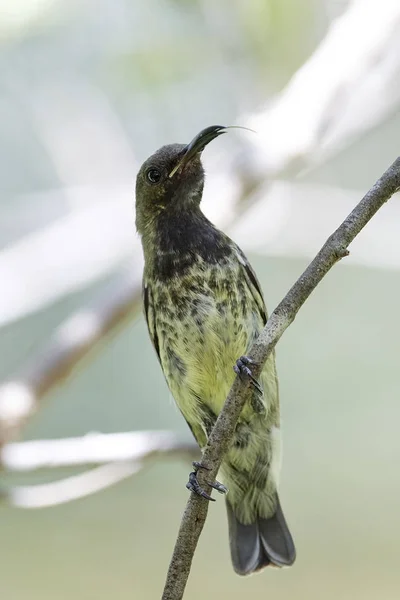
[{"xmin": 146, "ymin": 168, "xmax": 162, "ymax": 184}]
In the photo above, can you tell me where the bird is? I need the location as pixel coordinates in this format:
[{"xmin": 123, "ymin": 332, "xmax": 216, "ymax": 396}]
[{"xmin": 135, "ymin": 125, "xmax": 295, "ymax": 575}]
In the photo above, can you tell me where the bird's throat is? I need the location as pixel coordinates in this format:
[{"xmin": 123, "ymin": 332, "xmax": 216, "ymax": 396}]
[{"xmin": 141, "ymin": 209, "xmax": 232, "ymax": 282}]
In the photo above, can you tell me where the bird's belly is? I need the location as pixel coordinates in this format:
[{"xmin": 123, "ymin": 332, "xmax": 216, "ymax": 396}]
[{"xmin": 156, "ymin": 292, "xmax": 260, "ymax": 436}]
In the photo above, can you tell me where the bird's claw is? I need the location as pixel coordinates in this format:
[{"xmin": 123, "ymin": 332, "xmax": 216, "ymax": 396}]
[
  {"xmin": 186, "ymin": 462, "xmax": 227, "ymax": 501},
  {"xmin": 207, "ymin": 480, "xmax": 228, "ymax": 494},
  {"xmin": 234, "ymin": 355, "xmax": 263, "ymax": 395},
  {"xmin": 186, "ymin": 471, "xmax": 215, "ymax": 501}
]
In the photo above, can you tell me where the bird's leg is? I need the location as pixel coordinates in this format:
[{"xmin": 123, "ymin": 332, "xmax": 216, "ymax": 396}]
[
  {"xmin": 234, "ymin": 355, "xmax": 263, "ymax": 394},
  {"xmin": 186, "ymin": 461, "xmax": 228, "ymax": 501}
]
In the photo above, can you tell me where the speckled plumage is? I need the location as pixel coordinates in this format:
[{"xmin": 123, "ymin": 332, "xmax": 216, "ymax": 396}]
[
  {"xmin": 136, "ymin": 128, "xmax": 295, "ymax": 574},
  {"xmin": 143, "ymin": 235, "xmax": 280, "ymax": 520}
]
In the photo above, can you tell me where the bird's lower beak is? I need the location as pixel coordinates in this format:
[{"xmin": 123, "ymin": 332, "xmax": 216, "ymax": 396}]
[{"xmin": 169, "ymin": 125, "xmax": 227, "ymax": 178}]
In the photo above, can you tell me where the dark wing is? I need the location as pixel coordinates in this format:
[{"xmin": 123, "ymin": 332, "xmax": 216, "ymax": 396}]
[
  {"xmin": 143, "ymin": 278, "xmax": 161, "ymax": 362},
  {"xmin": 236, "ymin": 247, "xmax": 268, "ymax": 326}
]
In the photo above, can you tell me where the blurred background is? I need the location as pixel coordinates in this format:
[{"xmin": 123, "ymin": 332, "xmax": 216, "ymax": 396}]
[{"xmin": 1, "ymin": 0, "xmax": 400, "ymax": 598}]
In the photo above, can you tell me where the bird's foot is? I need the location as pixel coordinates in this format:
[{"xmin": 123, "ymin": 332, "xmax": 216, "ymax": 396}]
[
  {"xmin": 186, "ymin": 461, "xmax": 228, "ymax": 502},
  {"xmin": 234, "ymin": 355, "xmax": 263, "ymax": 395}
]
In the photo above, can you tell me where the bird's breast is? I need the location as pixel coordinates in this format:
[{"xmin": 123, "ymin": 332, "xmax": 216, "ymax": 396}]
[{"xmin": 150, "ymin": 254, "xmax": 263, "ymax": 415}]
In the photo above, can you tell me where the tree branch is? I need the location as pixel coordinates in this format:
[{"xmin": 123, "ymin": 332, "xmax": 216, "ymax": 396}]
[{"xmin": 161, "ymin": 157, "xmax": 400, "ymax": 600}]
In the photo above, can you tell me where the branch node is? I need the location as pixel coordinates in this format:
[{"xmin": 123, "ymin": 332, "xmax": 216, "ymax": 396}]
[{"xmin": 335, "ymin": 247, "xmax": 350, "ymax": 259}]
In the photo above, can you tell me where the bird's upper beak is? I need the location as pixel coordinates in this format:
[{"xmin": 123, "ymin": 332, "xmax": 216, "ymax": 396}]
[{"xmin": 169, "ymin": 125, "xmax": 227, "ymax": 178}]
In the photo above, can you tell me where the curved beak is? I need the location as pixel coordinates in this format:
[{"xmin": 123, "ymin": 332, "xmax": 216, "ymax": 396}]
[{"xmin": 169, "ymin": 125, "xmax": 227, "ymax": 178}]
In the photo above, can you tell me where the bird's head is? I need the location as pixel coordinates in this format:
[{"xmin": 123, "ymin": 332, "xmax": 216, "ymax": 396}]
[{"xmin": 135, "ymin": 125, "xmax": 227, "ymax": 235}]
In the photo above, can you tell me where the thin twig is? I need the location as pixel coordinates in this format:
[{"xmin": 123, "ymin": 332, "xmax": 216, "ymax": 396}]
[{"xmin": 161, "ymin": 157, "xmax": 400, "ymax": 600}]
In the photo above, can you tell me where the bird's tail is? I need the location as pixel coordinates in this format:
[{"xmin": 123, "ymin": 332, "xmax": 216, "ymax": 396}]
[{"xmin": 226, "ymin": 494, "xmax": 296, "ymax": 576}]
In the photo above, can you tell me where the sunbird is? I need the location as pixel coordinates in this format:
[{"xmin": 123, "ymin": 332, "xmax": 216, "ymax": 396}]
[{"xmin": 135, "ymin": 125, "xmax": 295, "ymax": 575}]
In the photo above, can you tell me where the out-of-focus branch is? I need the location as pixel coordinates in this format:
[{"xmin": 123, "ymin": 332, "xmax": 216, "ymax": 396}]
[
  {"xmin": 243, "ymin": 0, "xmax": 400, "ymax": 178},
  {"xmin": 0, "ymin": 431, "xmax": 198, "ymax": 508},
  {"xmin": 1, "ymin": 431, "xmax": 197, "ymax": 472},
  {"xmin": 161, "ymin": 158, "xmax": 400, "ymax": 600},
  {"xmin": 229, "ymin": 178, "xmax": 400, "ymax": 273},
  {"xmin": 0, "ymin": 193, "xmax": 141, "ymax": 328},
  {"xmin": 0, "ymin": 271, "xmax": 142, "ymax": 448},
  {"xmin": 4, "ymin": 463, "xmax": 141, "ymax": 509}
]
